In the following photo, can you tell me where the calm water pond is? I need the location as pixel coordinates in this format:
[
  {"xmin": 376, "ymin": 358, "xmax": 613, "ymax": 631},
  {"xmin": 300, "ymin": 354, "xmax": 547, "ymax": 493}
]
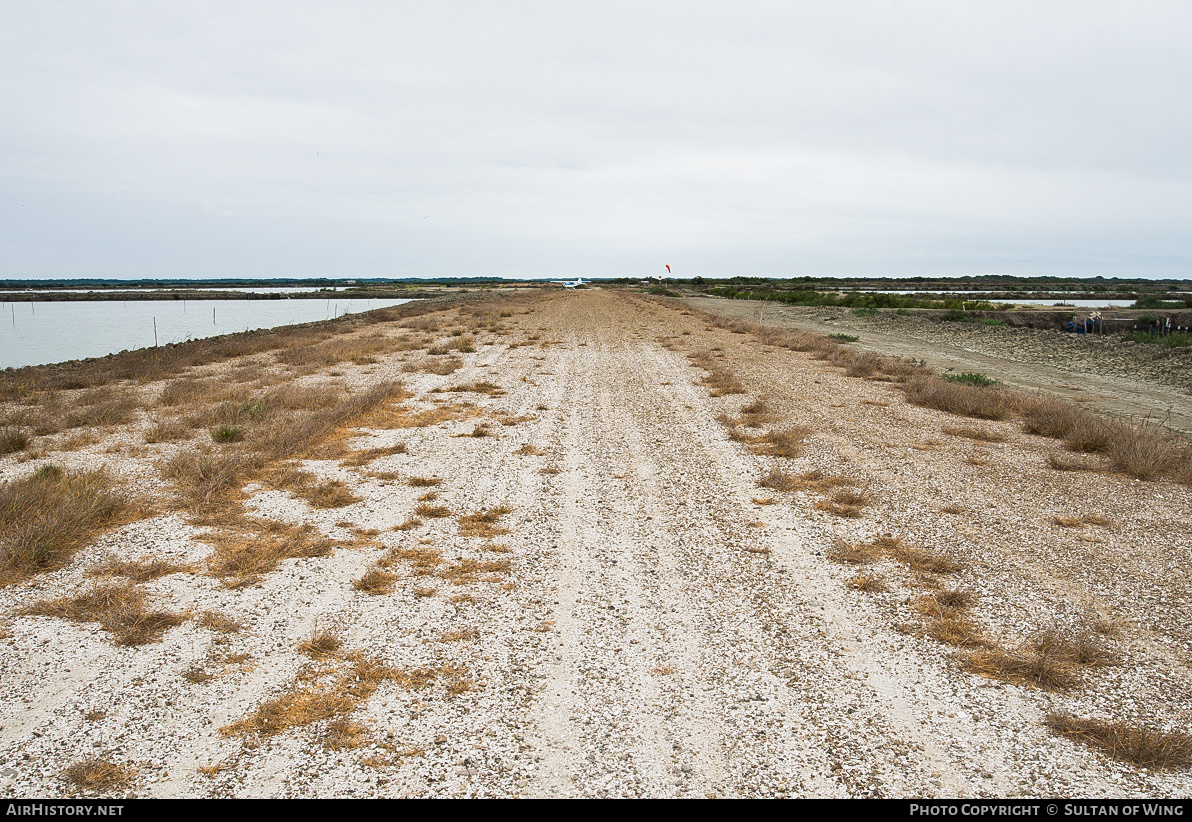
[{"xmin": 1, "ymin": 298, "xmax": 415, "ymax": 369}]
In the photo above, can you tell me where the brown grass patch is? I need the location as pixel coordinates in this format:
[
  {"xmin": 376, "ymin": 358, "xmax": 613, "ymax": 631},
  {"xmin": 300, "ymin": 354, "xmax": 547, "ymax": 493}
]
[
  {"xmin": 689, "ymin": 352, "xmax": 746, "ymax": 396},
  {"xmin": 452, "ymin": 423, "xmax": 492, "ymax": 438},
  {"xmin": 341, "ymin": 443, "xmax": 407, "ymax": 467},
  {"xmin": 302, "ymin": 480, "xmax": 362, "ymax": 509},
  {"xmin": 814, "ymin": 488, "xmax": 871, "ymax": 518},
  {"xmin": 760, "ymin": 468, "xmax": 855, "ymax": 494},
  {"xmin": 198, "ymin": 610, "xmax": 243, "ymax": 634},
  {"xmin": 718, "ymin": 398, "xmax": 775, "ymax": 428},
  {"xmin": 1046, "ymin": 453, "xmax": 1103, "ymax": 472},
  {"xmin": 827, "ymin": 539, "xmax": 881, "ymax": 565},
  {"xmin": 89, "ymin": 555, "xmax": 192, "ymax": 583},
  {"xmin": 393, "ymin": 517, "xmax": 423, "ymax": 531},
  {"xmin": 887, "ymin": 544, "xmax": 962, "ymax": 575},
  {"xmin": 64, "ymin": 759, "xmax": 134, "ymax": 794},
  {"xmin": 514, "ymin": 443, "xmax": 546, "ymax": 456},
  {"xmin": 324, "ymin": 718, "xmax": 372, "ymax": 750},
  {"xmin": 353, "ymin": 568, "xmax": 397, "ymax": 595},
  {"xmin": 1046, "ymin": 713, "xmax": 1192, "ymax": 769},
  {"xmin": 458, "ymin": 506, "xmax": 513, "ymax": 538},
  {"xmin": 943, "ymin": 425, "xmax": 1006, "ymax": 443},
  {"xmin": 205, "ymin": 520, "xmax": 336, "ymax": 584},
  {"xmin": 221, "ymin": 651, "xmax": 458, "ymax": 738},
  {"xmin": 0, "ymin": 426, "xmax": 31, "ymax": 454},
  {"xmin": 0, "ymin": 466, "xmax": 136, "ymax": 584},
  {"xmin": 298, "ymin": 630, "xmax": 343, "ymax": 659},
  {"xmin": 924, "ymin": 617, "xmax": 989, "ymax": 648},
  {"xmin": 389, "ymin": 546, "xmax": 443, "ymax": 575},
  {"xmin": 414, "ymin": 503, "xmax": 452, "ymax": 519},
  {"xmin": 749, "ymin": 427, "xmax": 810, "ymax": 458},
  {"xmin": 958, "ymin": 646, "xmax": 1077, "ymax": 691},
  {"xmin": 21, "ymin": 582, "xmax": 187, "ymax": 646},
  {"xmin": 407, "ymin": 476, "xmax": 442, "ymax": 487},
  {"xmin": 437, "ymin": 558, "xmax": 511, "ymax": 585},
  {"xmin": 1031, "ymin": 629, "xmax": 1118, "ymax": 667},
  {"xmin": 904, "ymin": 376, "xmax": 1013, "ymax": 421},
  {"xmin": 846, "ymin": 573, "xmax": 889, "ymax": 592},
  {"xmin": 1052, "ymin": 514, "xmax": 1112, "ymax": 528},
  {"xmin": 438, "ymin": 380, "xmax": 505, "ymax": 396}
]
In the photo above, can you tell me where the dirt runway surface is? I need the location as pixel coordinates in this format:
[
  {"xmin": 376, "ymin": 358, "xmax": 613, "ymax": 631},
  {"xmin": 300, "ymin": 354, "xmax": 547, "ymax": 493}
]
[{"xmin": 1, "ymin": 289, "xmax": 1189, "ymax": 797}]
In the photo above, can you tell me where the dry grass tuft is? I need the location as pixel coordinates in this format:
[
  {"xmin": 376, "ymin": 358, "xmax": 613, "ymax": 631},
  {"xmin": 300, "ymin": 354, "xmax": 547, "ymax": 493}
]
[
  {"xmin": 324, "ymin": 718, "xmax": 371, "ymax": 750},
  {"xmin": 1046, "ymin": 713, "xmax": 1192, "ymax": 769},
  {"xmin": 440, "ymin": 380, "xmax": 505, "ymax": 396},
  {"xmin": 298, "ymin": 630, "xmax": 343, "ymax": 659},
  {"xmin": 198, "ymin": 610, "xmax": 243, "ymax": 634},
  {"xmin": 64, "ymin": 759, "xmax": 134, "ymax": 794},
  {"xmin": 389, "ymin": 546, "xmax": 443, "ymax": 575},
  {"xmin": 905, "ymin": 376, "xmax": 1013, "ymax": 421},
  {"xmin": 301, "ymin": 480, "xmax": 362, "ymax": 509},
  {"xmin": 814, "ymin": 488, "xmax": 871, "ymax": 518},
  {"xmin": 407, "ymin": 476, "xmax": 442, "ymax": 487},
  {"xmin": 827, "ymin": 539, "xmax": 881, "ymax": 565},
  {"xmin": 437, "ymin": 558, "xmax": 511, "ymax": 585},
  {"xmin": 887, "ymin": 544, "xmax": 962, "ymax": 575},
  {"xmin": 943, "ymin": 425, "xmax": 1006, "ymax": 443},
  {"xmin": 341, "ymin": 443, "xmax": 407, "ymax": 467},
  {"xmin": 958, "ymin": 646, "xmax": 1078, "ymax": 691},
  {"xmin": 0, "ymin": 467, "xmax": 135, "ymax": 584},
  {"xmin": 0, "ymin": 426, "xmax": 31, "ymax": 454},
  {"xmin": 749, "ymin": 427, "xmax": 810, "ymax": 458},
  {"xmin": 718, "ymin": 398, "xmax": 775, "ymax": 428},
  {"xmin": 689, "ymin": 352, "xmax": 746, "ymax": 396},
  {"xmin": 414, "ymin": 503, "xmax": 452, "ymax": 519},
  {"xmin": 458, "ymin": 506, "xmax": 513, "ymax": 538},
  {"xmin": 514, "ymin": 443, "xmax": 546, "ymax": 456},
  {"xmin": 1047, "ymin": 453, "xmax": 1102, "ymax": 472},
  {"xmin": 1031, "ymin": 629, "xmax": 1118, "ymax": 667},
  {"xmin": 21, "ymin": 582, "xmax": 186, "ymax": 646},
  {"xmin": 143, "ymin": 418, "xmax": 190, "ymax": 443},
  {"xmin": 846, "ymin": 572, "xmax": 889, "ymax": 593},
  {"xmin": 759, "ymin": 468, "xmax": 854, "ymax": 494},
  {"xmin": 353, "ymin": 567, "xmax": 397, "ymax": 595},
  {"xmin": 89, "ymin": 555, "xmax": 191, "ymax": 583},
  {"xmin": 1052, "ymin": 514, "xmax": 1112, "ymax": 528},
  {"xmin": 205, "ymin": 520, "xmax": 335, "ymax": 584},
  {"xmin": 1109, "ymin": 423, "xmax": 1180, "ymax": 480},
  {"xmin": 221, "ymin": 651, "xmax": 462, "ymax": 738},
  {"xmin": 453, "ymin": 423, "xmax": 492, "ymax": 438}
]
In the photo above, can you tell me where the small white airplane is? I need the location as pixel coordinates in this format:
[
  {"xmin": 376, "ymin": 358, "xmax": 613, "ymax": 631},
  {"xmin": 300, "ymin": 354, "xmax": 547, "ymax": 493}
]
[{"xmin": 549, "ymin": 277, "xmax": 589, "ymax": 289}]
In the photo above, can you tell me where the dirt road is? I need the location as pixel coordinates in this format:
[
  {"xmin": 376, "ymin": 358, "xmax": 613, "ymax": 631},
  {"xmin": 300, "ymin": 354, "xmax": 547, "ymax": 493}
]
[{"xmin": 1, "ymin": 289, "xmax": 1189, "ymax": 797}]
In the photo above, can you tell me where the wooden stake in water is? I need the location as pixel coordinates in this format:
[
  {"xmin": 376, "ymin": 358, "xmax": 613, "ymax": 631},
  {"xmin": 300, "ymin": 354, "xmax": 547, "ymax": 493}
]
[
  {"xmin": 154, "ymin": 317, "xmax": 158, "ymax": 347},
  {"xmin": 213, "ymin": 306, "xmax": 216, "ymax": 325}
]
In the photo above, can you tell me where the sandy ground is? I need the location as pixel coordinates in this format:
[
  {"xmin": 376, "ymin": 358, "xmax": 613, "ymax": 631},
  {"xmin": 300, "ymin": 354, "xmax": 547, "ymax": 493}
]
[{"xmin": 1, "ymin": 289, "xmax": 1190, "ymax": 798}]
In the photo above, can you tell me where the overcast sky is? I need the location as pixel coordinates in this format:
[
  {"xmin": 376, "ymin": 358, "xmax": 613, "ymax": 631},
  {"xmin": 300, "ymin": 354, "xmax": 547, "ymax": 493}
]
[{"xmin": 2, "ymin": 1, "xmax": 1190, "ymax": 280}]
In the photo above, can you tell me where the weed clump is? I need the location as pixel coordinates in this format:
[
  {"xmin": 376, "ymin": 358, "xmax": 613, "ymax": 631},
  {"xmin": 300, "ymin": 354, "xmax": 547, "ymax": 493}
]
[
  {"xmin": 1046, "ymin": 713, "xmax": 1192, "ymax": 769},
  {"xmin": 0, "ymin": 467, "xmax": 132, "ymax": 583},
  {"xmin": 64, "ymin": 759, "xmax": 134, "ymax": 794},
  {"xmin": 21, "ymin": 583, "xmax": 186, "ymax": 646}
]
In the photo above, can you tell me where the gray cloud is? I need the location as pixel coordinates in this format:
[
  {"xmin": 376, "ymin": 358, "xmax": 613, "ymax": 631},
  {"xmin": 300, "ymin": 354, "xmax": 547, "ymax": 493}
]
[{"xmin": 1, "ymin": 1, "xmax": 1189, "ymax": 279}]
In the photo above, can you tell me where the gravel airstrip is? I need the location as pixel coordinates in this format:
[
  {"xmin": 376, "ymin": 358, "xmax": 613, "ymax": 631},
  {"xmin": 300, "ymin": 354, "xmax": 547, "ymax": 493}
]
[{"xmin": 1, "ymin": 289, "xmax": 1189, "ymax": 798}]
